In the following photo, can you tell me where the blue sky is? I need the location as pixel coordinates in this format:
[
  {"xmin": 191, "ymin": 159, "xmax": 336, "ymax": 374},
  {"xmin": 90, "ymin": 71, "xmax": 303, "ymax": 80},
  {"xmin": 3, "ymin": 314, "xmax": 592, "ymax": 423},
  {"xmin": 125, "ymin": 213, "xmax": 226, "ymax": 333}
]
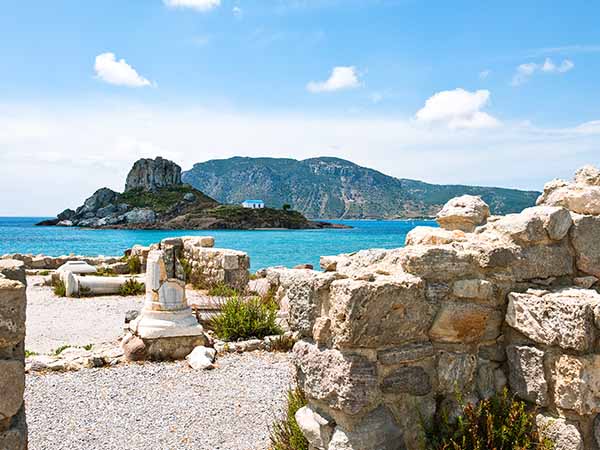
[{"xmin": 1, "ymin": 0, "xmax": 599, "ymax": 215}]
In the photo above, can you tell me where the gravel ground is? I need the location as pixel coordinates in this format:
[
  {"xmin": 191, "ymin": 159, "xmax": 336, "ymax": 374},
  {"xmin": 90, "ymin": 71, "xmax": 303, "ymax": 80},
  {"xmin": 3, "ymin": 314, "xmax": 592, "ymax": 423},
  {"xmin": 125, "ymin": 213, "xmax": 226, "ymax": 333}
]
[
  {"xmin": 25, "ymin": 276, "xmax": 144, "ymax": 353},
  {"xmin": 25, "ymin": 352, "xmax": 294, "ymax": 450}
]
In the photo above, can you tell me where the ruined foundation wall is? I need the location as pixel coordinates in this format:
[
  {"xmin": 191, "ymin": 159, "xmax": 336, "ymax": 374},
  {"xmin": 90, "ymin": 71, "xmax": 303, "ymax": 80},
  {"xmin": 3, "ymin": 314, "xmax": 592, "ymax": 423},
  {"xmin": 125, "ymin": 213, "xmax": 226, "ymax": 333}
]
[
  {"xmin": 0, "ymin": 261, "xmax": 28, "ymax": 449},
  {"xmin": 284, "ymin": 165, "xmax": 600, "ymax": 450}
]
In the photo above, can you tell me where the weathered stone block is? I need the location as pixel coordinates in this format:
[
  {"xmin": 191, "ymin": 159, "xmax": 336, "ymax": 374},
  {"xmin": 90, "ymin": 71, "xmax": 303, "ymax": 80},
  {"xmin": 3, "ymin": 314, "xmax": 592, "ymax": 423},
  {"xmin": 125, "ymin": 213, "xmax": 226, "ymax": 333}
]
[
  {"xmin": 570, "ymin": 214, "xmax": 600, "ymax": 278},
  {"xmin": 536, "ymin": 414, "xmax": 583, "ymax": 450},
  {"xmin": 510, "ymin": 242, "xmax": 574, "ymax": 281},
  {"xmin": 428, "ymin": 303, "xmax": 502, "ymax": 344},
  {"xmin": 0, "ymin": 406, "xmax": 27, "ymax": 450},
  {"xmin": 506, "ymin": 345, "xmax": 548, "ymax": 406},
  {"xmin": 436, "ymin": 351, "xmax": 477, "ymax": 395},
  {"xmin": 0, "ymin": 260, "xmax": 25, "ymax": 284},
  {"xmin": 327, "ymin": 407, "xmax": 402, "ymax": 450},
  {"xmin": 507, "ymin": 288, "xmax": 600, "ymax": 352},
  {"xmin": 295, "ymin": 406, "xmax": 334, "ymax": 450},
  {"xmin": 436, "ymin": 195, "xmax": 490, "ymax": 232},
  {"xmin": 381, "ymin": 366, "xmax": 432, "ymax": 396},
  {"xmin": 293, "ymin": 341, "xmax": 379, "ymax": 417},
  {"xmin": 0, "ymin": 360, "xmax": 24, "ymax": 421},
  {"xmin": 0, "ymin": 279, "xmax": 26, "ymax": 347},
  {"xmin": 377, "ymin": 342, "xmax": 434, "ymax": 366},
  {"xmin": 400, "ymin": 245, "xmax": 480, "ymax": 280},
  {"xmin": 405, "ymin": 226, "xmax": 466, "ymax": 246},
  {"xmin": 452, "ymin": 279, "xmax": 494, "ymax": 301},
  {"xmin": 552, "ymin": 354, "xmax": 600, "ymax": 415},
  {"xmin": 328, "ymin": 275, "xmax": 433, "ymax": 348}
]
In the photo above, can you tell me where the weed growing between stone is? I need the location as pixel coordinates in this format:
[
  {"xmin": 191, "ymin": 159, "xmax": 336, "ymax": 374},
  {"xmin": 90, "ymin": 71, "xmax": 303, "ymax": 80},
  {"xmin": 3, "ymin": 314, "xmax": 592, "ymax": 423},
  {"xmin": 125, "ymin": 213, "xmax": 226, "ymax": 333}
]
[
  {"xmin": 127, "ymin": 255, "xmax": 142, "ymax": 274},
  {"xmin": 208, "ymin": 282, "xmax": 241, "ymax": 297},
  {"xmin": 118, "ymin": 279, "xmax": 145, "ymax": 296},
  {"xmin": 53, "ymin": 345, "xmax": 72, "ymax": 356},
  {"xmin": 209, "ymin": 296, "xmax": 281, "ymax": 341},
  {"xmin": 269, "ymin": 388, "xmax": 309, "ymax": 450},
  {"xmin": 52, "ymin": 279, "xmax": 66, "ymax": 297},
  {"xmin": 421, "ymin": 389, "xmax": 554, "ymax": 450}
]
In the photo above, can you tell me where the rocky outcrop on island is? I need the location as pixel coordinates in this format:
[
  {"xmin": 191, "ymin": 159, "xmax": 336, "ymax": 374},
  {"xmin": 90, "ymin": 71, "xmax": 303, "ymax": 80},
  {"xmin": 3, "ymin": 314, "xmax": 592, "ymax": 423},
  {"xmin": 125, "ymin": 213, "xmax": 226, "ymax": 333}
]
[
  {"xmin": 38, "ymin": 157, "xmax": 344, "ymax": 230},
  {"xmin": 182, "ymin": 156, "xmax": 540, "ymax": 219}
]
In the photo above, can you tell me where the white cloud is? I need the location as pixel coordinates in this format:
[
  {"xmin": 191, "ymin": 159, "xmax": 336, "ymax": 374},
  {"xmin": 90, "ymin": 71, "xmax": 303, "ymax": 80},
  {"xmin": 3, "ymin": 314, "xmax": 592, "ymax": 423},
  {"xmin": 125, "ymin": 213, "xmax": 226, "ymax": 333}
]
[
  {"xmin": 479, "ymin": 69, "xmax": 491, "ymax": 79},
  {"xmin": 512, "ymin": 58, "xmax": 574, "ymax": 86},
  {"xmin": 94, "ymin": 53, "xmax": 153, "ymax": 88},
  {"xmin": 369, "ymin": 92, "xmax": 383, "ymax": 103},
  {"xmin": 1, "ymin": 102, "xmax": 599, "ymax": 216},
  {"xmin": 232, "ymin": 6, "xmax": 243, "ymax": 17},
  {"xmin": 307, "ymin": 66, "xmax": 361, "ymax": 93},
  {"xmin": 415, "ymin": 88, "xmax": 500, "ymax": 130},
  {"xmin": 163, "ymin": 0, "xmax": 221, "ymax": 12}
]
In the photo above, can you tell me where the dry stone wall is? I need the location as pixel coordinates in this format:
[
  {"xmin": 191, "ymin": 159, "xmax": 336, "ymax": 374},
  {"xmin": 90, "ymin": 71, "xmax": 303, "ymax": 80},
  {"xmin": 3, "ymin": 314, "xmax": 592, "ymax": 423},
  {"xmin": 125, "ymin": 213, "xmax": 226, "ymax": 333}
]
[
  {"xmin": 0, "ymin": 261, "xmax": 27, "ymax": 450},
  {"xmin": 284, "ymin": 165, "xmax": 600, "ymax": 450}
]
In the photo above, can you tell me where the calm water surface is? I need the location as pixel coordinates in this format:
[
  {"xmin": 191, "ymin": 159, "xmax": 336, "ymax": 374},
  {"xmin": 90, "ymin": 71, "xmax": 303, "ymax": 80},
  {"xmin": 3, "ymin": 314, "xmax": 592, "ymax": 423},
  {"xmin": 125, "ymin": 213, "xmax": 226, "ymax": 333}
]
[{"xmin": 0, "ymin": 217, "xmax": 436, "ymax": 271}]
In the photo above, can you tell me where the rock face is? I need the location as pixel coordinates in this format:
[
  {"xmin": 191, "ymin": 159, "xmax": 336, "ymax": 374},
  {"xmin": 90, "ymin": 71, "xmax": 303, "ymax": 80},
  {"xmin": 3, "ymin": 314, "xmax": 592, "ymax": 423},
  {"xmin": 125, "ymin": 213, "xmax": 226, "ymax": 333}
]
[
  {"xmin": 125, "ymin": 156, "xmax": 182, "ymax": 192},
  {"xmin": 280, "ymin": 165, "xmax": 600, "ymax": 449}
]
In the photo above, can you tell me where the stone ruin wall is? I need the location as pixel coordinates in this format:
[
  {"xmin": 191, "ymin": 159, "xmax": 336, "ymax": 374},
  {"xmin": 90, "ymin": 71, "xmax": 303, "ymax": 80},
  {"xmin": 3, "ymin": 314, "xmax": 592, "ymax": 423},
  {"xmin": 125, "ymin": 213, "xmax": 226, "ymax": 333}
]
[
  {"xmin": 275, "ymin": 165, "xmax": 600, "ymax": 450},
  {"xmin": 0, "ymin": 260, "xmax": 28, "ymax": 449}
]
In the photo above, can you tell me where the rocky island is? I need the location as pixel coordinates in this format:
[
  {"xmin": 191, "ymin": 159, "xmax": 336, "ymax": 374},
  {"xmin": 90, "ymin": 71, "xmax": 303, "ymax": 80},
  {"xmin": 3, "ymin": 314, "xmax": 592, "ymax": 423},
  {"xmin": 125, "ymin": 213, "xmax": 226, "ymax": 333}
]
[{"xmin": 37, "ymin": 157, "xmax": 346, "ymax": 230}]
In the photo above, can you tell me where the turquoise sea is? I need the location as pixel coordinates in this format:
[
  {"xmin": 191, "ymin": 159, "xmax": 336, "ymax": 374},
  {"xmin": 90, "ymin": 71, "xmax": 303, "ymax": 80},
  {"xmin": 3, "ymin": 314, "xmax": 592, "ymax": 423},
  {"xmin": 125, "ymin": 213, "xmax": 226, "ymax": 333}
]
[{"xmin": 0, "ymin": 217, "xmax": 436, "ymax": 271}]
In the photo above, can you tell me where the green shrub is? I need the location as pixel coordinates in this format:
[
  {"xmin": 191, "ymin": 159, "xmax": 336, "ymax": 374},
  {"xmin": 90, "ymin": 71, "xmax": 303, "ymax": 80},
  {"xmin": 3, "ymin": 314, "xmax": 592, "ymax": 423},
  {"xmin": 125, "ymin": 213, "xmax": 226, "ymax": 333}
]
[
  {"xmin": 421, "ymin": 389, "xmax": 554, "ymax": 450},
  {"xmin": 53, "ymin": 279, "xmax": 66, "ymax": 297},
  {"xmin": 38, "ymin": 270, "xmax": 50, "ymax": 276},
  {"xmin": 25, "ymin": 350, "xmax": 38, "ymax": 358},
  {"xmin": 209, "ymin": 296, "xmax": 281, "ymax": 341},
  {"xmin": 269, "ymin": 388, "xmax": 309, "ymax": 450},
  {"xmin": 127, "ymin": 255, "xmax": 142, "ymax": 274},
  {"xmin": 180, "ymin": 258, "xmax": 193, "ymax": 282},
  {"xmin": 208, "ymin": 282, "xmax": 241, "ymax": 298},
  {"xmin": 188, "ymin": 267, "xmax": 211, "ymax": 290},
  {"xmin": 53, "ymin": 344, "xmax": 71, "ymax": 355},
  {"xmin": 96, "ymin": 266, "xmax": 116, "ymax": 277},
  {"xmin": 118, "ymin": 279, "xmax": 145, "ymax": 296}
]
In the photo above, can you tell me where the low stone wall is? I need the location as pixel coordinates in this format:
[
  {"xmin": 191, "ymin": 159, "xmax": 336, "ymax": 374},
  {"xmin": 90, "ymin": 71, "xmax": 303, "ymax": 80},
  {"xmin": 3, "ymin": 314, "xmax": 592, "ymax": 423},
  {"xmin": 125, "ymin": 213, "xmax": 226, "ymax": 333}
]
[
  {"xmin": 0, "ymin": 260, "xmax": 27, "ymax": 449},
  {"xmin": 1, "ymin": 253, "xmax": 121, "ymax": 270},
  {"xmin": 283, "ymin": 165, "xmax": 600, "ymax": 450}
]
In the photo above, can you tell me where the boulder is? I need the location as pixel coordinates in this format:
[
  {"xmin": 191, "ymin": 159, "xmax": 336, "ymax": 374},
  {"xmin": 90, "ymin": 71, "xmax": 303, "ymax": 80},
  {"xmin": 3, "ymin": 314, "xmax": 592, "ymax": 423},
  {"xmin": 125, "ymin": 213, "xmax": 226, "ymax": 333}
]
[
  {"xmin": 186, "ymin": 346, "xmax": 216, "ymax": 370},
  {"xmin": 541, "ymin": 184, "xmax": 600, "ymax": 215},
  {"xmin": 506, "ymin": 288, "xmax": 600, "ymax": 352},
  {"xmin": 295, "ymin": 406, "xmax": 334, "ymax": 450},
  {"xmin": 328, "ymin": 275, "xmax": 433, "ymax": 348},
  {"xmin": 489, "ymin": 206, "xmax": 572, "ymax": 243},
  {"xmin": 123, "ymin": 208, "xmax": 156, "ymax": 224},
  {"xmin": 570, "ymin": 214, "xmax": 600, "ymax": 278},
  {"xmin": 125, "ymin": 156, "xmax": 182, "ymax": 192},
  {"xmin": 405, "ymin": 226, "xmax": 466, "ymax": 246},
  {"xmin": 506, "ymin": 345, "xmax": 548, "ymax": 406},
  {"xmin": 436, "ymin": 195, "xmax": 490, "ymax": 232},
  {"xmin": 122, "ymin": 334, "xmax": 146, "ymax": 361},
  {"xmin": 536, "ymin": 414, "xmax": 583, "ymax": 450}
]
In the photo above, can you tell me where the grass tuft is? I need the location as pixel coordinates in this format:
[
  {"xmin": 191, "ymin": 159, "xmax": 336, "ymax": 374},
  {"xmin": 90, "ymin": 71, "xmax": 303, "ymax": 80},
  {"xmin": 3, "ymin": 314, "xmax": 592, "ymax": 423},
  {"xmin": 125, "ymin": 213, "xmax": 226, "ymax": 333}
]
[
  {"xmin": 127, "ymin": 255, "xmax": 142, "ymax": 274},
  {"xmin": 269, "ymin": 388, "xmax": 309, "ymax": 450},
  {"xmin": 421, "ymin": 388, "xmax": 554, "ymax": 450},
  {"xmin": 53, "ymin": 345, "xmax": 71, "ymax": 355},
  {"xmin": 53, "ymin": 279, "xmax": 66, "ymax": 297},
  {"xmin": 118, "ymin": 279, "xmax": 145, "ymax": 296},
  {"xmin": 208, "ymin": 282, "xmax": 241, "ymax": 298}
]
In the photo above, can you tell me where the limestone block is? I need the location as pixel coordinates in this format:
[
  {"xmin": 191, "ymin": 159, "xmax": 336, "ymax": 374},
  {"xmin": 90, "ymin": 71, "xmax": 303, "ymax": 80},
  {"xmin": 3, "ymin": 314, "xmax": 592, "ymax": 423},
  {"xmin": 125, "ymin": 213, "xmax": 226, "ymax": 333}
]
[
  {"xmin": 0, "ymin": 260, "xmax": 26, "ymax": 284},
  {"xmin": 436, "ymin": 195, "xmax": 490, "ymax": 232},
  {"xmin": 377, "ymin": 342, "xmax": 434, "ymax": 366},
  {"xmin": 293, "ymin": 341, "xmax": 379, "ymax": 417},
  {"xmin": 575, "ymin": 164, "xmax": 600, "ymax": 186},
  {"xmin": 327, "ymin": 407, "xmax": 402, "ymax": 450},
  {"xmin": 281, "ymin": 270, "xmax": 340, "ymax": 338},
  {"xmin": 222, "ymin": 254, "xmax": 239, "ymax": 270},
  {"xmin": 428, "ymin": 303, "xmax": 502, "ymax": 344},
  {"xmin": 436, "ymin": 351, "xmax": 477, "ymax": 395},
  {"xmin": 381, "ymin": 365, "xmax": 432, "ymax": 396},
  {"xmin": 506, "ymin": 345, "xmax": 548, "ymax": 407},
  {"xmin": 0, "ymin": 406, "xmax": 27, "ymax": 450},
  {"xmin": 570, "ymin": 214, "xmax": 600, "ymax": 278},
  {"xmin": 507, "ymin": 288, "xmax": 600, "ymax": 352},
  {"xmin": 404, "ymin": 226, "xmax": 466, "ymax": 246},
  {"xmin": 0, "ymin": 360, "xmax": 24, "ymax": 421},
  {"xmin": 535, "ymin": 414, "xmax": 583, "ymax": 450},
  {"xmin": 295, "ymin": 406, "xmax": 334, "ymax": 450},
  {"xmin": 542, "ymin": 185, "xmax": 600, "ymax": 215},
  {"xmin": 328, "ymin": 275, "xmax": 432, "ymax": 348},
  {"xmin": 552, "ymin": 354, "xmax": 600, "ymax": 415},
  {"xmin": 452, "ymin": 279, "xmax": 494, "ymax": 300},
  {"xmin": 400, "ymin": 245, "xmax": 480, "ymax": 281},
  {"xmin": 0, "ymin": 278, "xmax": 26, "ymax": 346},
  {"xmin": 510, "ymin": 241, "xmax": 574, "ymax": 281},
  {"xmin": 574, "ymin": 276, "xmax": 598, "ymax": 288}
]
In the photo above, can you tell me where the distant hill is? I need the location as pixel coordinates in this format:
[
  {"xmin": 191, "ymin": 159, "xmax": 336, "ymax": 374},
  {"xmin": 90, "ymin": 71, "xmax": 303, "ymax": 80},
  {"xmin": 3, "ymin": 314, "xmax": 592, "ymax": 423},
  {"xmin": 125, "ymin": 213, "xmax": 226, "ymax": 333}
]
[{"xmin": 182, "ymin": 157, "xmax": 540, "ymax": 219}]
